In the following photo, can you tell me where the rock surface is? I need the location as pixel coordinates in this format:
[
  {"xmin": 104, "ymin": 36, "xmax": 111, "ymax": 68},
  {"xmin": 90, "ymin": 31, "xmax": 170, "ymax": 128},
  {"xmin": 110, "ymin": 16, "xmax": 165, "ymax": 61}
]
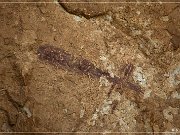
[{"xmin": 0, "ymin": 0, "xmax": 179, "ymax": 133}]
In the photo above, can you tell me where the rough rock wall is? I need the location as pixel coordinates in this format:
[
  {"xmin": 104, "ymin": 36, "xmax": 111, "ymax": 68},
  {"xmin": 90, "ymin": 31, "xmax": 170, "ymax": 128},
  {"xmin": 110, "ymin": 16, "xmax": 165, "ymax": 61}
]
[{"xmin": 0, "ymin": 0, "xmax": 179, "ymax": 133}]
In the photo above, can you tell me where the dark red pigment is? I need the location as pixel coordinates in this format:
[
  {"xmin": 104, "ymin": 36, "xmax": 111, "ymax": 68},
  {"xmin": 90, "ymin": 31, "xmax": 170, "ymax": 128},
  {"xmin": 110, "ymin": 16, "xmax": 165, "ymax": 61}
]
[{"xmin": 37, "ymin": 45, "xmax": 142, "ymax": 93}]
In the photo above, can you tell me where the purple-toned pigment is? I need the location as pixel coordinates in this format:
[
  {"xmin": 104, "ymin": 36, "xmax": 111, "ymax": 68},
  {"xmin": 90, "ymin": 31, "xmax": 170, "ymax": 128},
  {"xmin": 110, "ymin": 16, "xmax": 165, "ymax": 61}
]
[{"xmin": 37, "ymin": 45, "xmax": 142, "ymax": 93}]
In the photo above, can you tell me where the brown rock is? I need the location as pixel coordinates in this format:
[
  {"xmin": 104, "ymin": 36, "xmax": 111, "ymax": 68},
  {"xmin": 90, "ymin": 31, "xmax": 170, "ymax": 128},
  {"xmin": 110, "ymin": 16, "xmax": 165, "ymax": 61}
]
[
  {"xmin": 168, "ymin": 6, "xmax": 180, "ymax": 51},
  {"xmin": 58, "ymin": 0, "xmax": 110, "ymax": 19},
  {"xmin": 171, "ymin": 35, "xmax": 180, "ymax": 51}
]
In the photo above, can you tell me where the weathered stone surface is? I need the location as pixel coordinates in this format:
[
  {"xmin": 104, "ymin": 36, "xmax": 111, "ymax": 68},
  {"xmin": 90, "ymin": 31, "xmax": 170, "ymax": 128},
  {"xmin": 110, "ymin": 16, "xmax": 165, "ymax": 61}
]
[
  {"xmin": 0, "ymin": 0, "xmax": 179, "ymax": 133},
  {"xmin": 58, "ymin": 0, "xmax": 111, "ymax": 19}
]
